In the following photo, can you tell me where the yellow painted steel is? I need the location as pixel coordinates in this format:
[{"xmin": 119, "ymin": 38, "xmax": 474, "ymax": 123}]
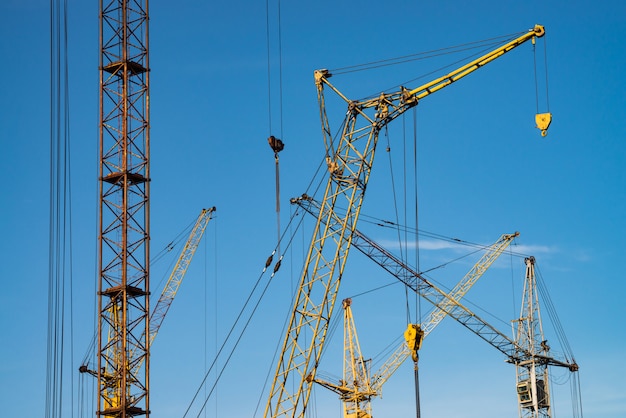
[
  {"xmin": 535, "ymin": 113, "xmax": 552, "ymax": 137},
  {"xmin": 265, "ymin": 25, "xmax": 545, "ymax": 418},
  {"xmin": 147, "ymin": 207, "xmax": 216, "ymax": 346},
  {"xmin": 315, "ymin": 233, "xmax": 518, "ymax": 417},
  {"xmin": 129, "ymin": 207, "xmax": 216, "ymax": 377},
  {"xmin": 369, "ymin": 233, "xmax": 519, "ymax": 391},
  {"xmin": 92, "ymin": 208, "xmax": 216, "ymax": 393}
]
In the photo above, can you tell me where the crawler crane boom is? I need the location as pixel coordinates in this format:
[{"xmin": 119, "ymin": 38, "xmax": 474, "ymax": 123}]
[{"xmin": 265, "ymin": 25, "xmax": 546, "ymax": 418}]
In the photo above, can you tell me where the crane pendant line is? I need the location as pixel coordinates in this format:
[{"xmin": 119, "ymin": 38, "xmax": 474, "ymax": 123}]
[{"xmin": 265, "ymin": 25, "xmax": 547, "ymax": 418}]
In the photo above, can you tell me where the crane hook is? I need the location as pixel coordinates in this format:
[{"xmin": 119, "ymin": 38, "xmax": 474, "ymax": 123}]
[
  {"xmin": 268, "ymin": 135, "xmax": 284, "ymax": 159},
  {"xmin": 535, "ymin": 112, "xmax": 552, "ymax": 137}
]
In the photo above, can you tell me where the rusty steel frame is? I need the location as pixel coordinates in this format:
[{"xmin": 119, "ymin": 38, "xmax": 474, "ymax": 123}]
[{"xmin": 97, "ymin": 0, "xmax": 150, "ymax": 416}]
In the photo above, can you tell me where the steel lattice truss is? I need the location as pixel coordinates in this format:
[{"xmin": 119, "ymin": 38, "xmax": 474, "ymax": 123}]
[{"xmin": 97, "ymin": 1, "xmax": 150, "ymax": 417}]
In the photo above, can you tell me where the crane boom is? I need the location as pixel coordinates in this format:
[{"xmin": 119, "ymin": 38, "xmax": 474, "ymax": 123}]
[
  {"xmin": 368, "ymin": 231, "xmax": 519, "ymax": 394},
  {"xmin": 147, "ymin": 207, "xmax": 216, "ymax": 346},
  {"xmin": 81, "ymin": 207, "xmax": 216, "ymax": 380},
  {"xmin": 291, "ymin": 195, "xmax": 576, "ymax": 372},
  {"xmin": 310, "ymin": 229, "xmax": 518, "ymax": 407},
  {"xmin": 265, "ymin": 25, "xmax": 547, "ymax": 418}
]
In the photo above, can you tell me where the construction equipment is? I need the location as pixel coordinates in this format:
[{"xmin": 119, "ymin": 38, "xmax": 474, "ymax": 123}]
[
  {"xmin": 311, "ymin": 230, "xmax": 519, "ymax": 417},
  {"xmin": 81, "ymin": 208, "xmax": 215, "ymax": 379},
  {"xmin": 293, "ymin": 195, "xmax": 579, "ymax": 418},
  {"xmin": 264, "ymin": 25, "xmax": 547, "ymax": 418},
  {"xmin": 146, "ymin": 207, "xmax": 216, "ymax": 348},
  {"xmin": 97, "ymin": 1, "xmax": 151, "ymax": 416},
  {"xmin": 311, "ymin": 298, "xmax": 376, "ymax": 418},
  {"xmin": 513, "ymin": 256, "xmax": 566, "ymax": 418}
]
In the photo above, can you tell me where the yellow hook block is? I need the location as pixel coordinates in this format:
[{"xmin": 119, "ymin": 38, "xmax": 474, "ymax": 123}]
[{"xmin": 535, "ymin": 112, "xmax": 552, "ymax": 137}]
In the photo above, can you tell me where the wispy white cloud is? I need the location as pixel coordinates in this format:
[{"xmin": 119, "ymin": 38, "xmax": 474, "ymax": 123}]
[
  {"xmin": 509, "ymin": 243, "xmax": 555, "ymax": 255},
  {"xmin": 375, "ymin": 239, "xmax": 557, "ymax": 256}
]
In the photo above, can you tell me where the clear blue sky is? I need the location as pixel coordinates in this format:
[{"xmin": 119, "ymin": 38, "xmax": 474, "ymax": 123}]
[{"xmin": 1, "ymin": 1, "xmax": 625, "ymax": 417}]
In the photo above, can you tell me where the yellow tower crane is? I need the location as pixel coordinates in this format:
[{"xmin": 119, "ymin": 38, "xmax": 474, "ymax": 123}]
[
  {"xmin": 81, "ymin": 208, "xmax": 216, "ymax": 384},
  {"xmin": 292, "ymin": 195, "xmax": 579, "ymax": 418},
  {"xmin": 145, "ymin": 207, "xmax": 216, "ymax": 347},
  {"xmin": 513, "ymin": 256, "xmax": 572, "ymax": 418},
  {"xmin": 264, "ymin": 25, "xmax": 547, "ymax": 418},
  {"xmin": 311, "ymin": 232, "xmax": 519, "ymax": 418}
]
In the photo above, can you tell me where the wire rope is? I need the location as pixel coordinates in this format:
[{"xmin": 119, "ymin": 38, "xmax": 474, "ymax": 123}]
[
  {"xmin": 533, "ymin": 33, "xmax": 552, "ymax": 114},
  {"xmin": 47, "ymin": 0, "xmax": 74, "ymax": 416},
  {"xmin": 412, "ymin": 108, "xmax": 420, "ymax": 324},
  {"xmin": 266, "ymin": 0, "xmax": 285, "ymax": 249},
  {"xmin": 203, "ymin": 227, "xmax": 208, "ymax": 418},
  {"xmin": 265, "ymin": 0, "xmax": 273, "ymax": 134},
  {"xmin": 327, "ymin": 32, "xmax": 526, "ymax": 102},
  {"xmin": 329, "ymin": 32, "xmax": 526, "ymax": 75},
  {"xmin": 183, "ymin": 201, "xmax": 309, "ymax": 417},
  {"xmin": 543, "ymin": 34, "xmax": 551, "ymax": 113},
  {"xmin": 382, "ymin": 125, "xmax": 409, "ymax": 321},
  {"xmin": 534, "ymin": 264, "xmax": 576, "ymax": 362}
]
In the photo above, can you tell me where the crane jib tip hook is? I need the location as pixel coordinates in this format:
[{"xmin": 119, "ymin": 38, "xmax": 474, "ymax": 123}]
[
  {"xmin": 268, "ymin": 135, "xmax": 285, "ymax": 156},
  {"xmin": 535, "ymin": 113, "xmax": 552, "ymax": 137}
]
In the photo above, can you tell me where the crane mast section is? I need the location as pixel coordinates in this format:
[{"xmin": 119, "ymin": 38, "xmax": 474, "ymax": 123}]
[
  {"xmin": 515, "ymin": 257, "xmax": 551, "ymax": 418},
  {"xmin": 97, "ymin": 0, "xmax": 150, "ymax": 416}
]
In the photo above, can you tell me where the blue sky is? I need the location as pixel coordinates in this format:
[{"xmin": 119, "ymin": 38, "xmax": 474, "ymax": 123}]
[{"xmin": 1, "ymin": 1, "xmax": 625, "ymax": 417}]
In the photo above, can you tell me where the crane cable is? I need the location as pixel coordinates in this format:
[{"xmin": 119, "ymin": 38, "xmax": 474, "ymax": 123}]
[
  {"xmin": 384, "ymin": 106, "xmax": 422, "ymax": 418},
  {"xmin": 266, "ymin": 0, "xmax": 285, "ymax": 249},
  {"xmin": 410, "ymin": 106, "xmax": 422, "ymax": 418},
  {"xmin": 183, "ymin": 200, "xmax": 309, "ymax": 417},
  {"xmin": 47, "ymin": 0, "xmax": 74, "ymax": 416},
  {"xmin": 533, "ymin": 33, "xmax": 552, "ymax": 136},
  {"xmin": 329, "ymin": 31, "xmax": 527, "ymax": 76},
  {"xmin": 533, "ymin": 33, "xmax": 551, "ymax": 115}
]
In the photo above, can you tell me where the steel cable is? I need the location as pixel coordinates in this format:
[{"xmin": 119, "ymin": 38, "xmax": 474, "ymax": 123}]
[{"xmin": 47, "ymin": 0, "xmax": 74, "ymax": 416}]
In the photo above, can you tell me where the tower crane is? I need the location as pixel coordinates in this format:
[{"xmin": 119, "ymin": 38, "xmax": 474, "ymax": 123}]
[
  {"xmin": 81, "ymin": 208, "xmax": 216, "ymax": 379},
  {"xmin": 514, "ymin": 256, "xmax": 559, "ymax": 418},
  {"xmin": 292, "ymin": 195, "xmax": 579, "ymax": 418},
  {"xmin": 97, "ymin": 1, "xmax": 151, "ymax": 416},
  {"xmin": 264, "ymin": 24, "xmax": 547, "ymax": 418},
  {"xmin": 145, "ymin": 207, "xmax": 216, "ymax": 348},
  {"xmin": 310, "ymin": 229, "xmax": 519, "ymax": 418}
]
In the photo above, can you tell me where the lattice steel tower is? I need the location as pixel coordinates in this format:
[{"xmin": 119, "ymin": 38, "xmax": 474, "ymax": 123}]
[
  {"xmin": 97, "ymin": 0, "xmax": 150, "ymax": 416},
  {"xmin": 514, "ymin": 256, "xmax": 550, "ymax": 418}
]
